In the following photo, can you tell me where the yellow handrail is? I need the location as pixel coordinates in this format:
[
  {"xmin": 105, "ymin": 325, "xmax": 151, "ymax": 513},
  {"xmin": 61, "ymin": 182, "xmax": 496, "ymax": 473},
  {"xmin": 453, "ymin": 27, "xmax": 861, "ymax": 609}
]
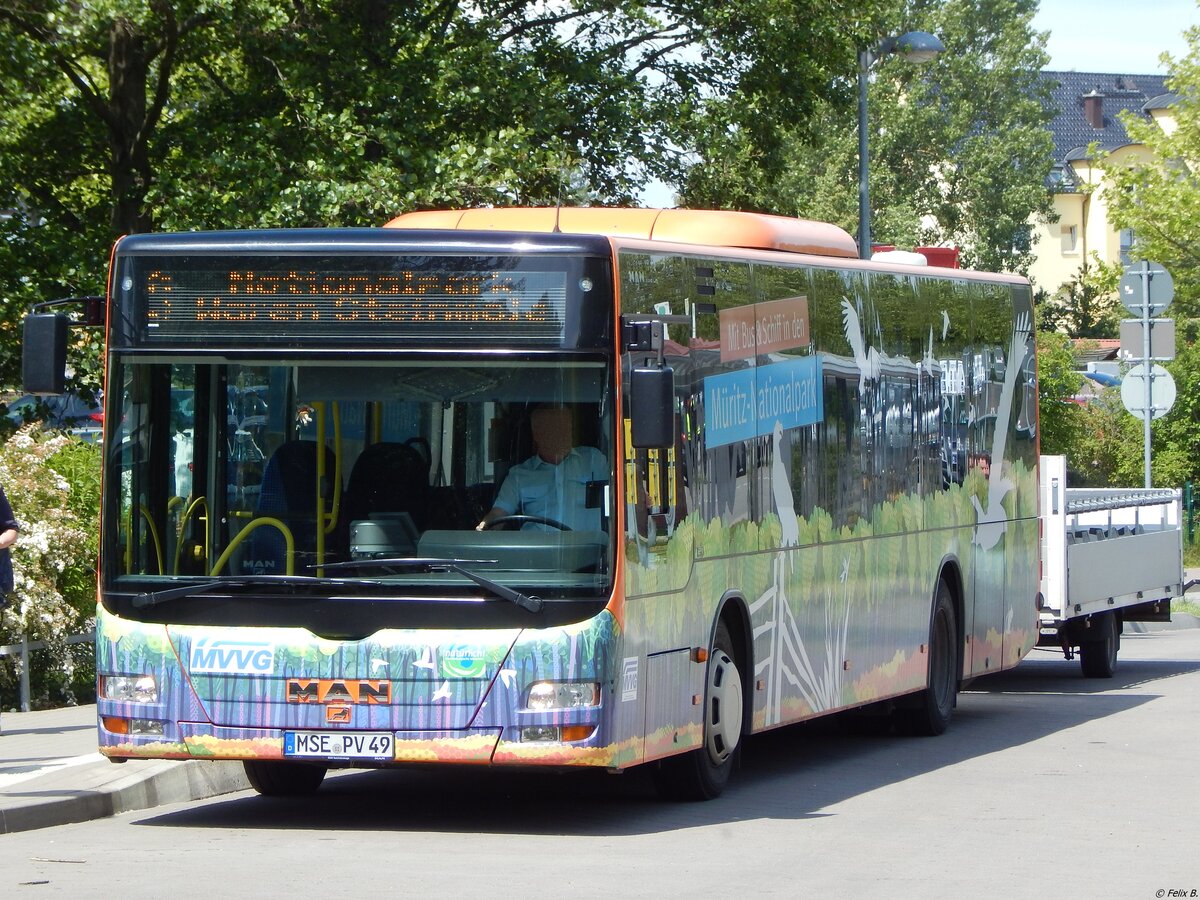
[
  {"xmin": 210, "ymin": 517, "xmax": 295, "ymax": 576},
  {"xmin": 172, "ymin": 496, "xmax": 210, "ymax": 574},
  {"xmin": 309, "ymin": 401, "xmax": 342, "ymax": 577},
  {"xmin": 139, "ymin": 504, "xmax": 164, "ymax": 575}
]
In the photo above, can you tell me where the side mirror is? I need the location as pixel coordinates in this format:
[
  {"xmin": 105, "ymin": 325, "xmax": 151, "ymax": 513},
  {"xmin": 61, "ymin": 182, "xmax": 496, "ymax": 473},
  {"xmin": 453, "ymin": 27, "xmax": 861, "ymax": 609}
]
[
  {"xmin": 630, "ymin": 366, "xmax": 674, "ymax": 448},
  {"xmin": 22, "ymin": 313, "xmax": 69, "ymax": 395}
]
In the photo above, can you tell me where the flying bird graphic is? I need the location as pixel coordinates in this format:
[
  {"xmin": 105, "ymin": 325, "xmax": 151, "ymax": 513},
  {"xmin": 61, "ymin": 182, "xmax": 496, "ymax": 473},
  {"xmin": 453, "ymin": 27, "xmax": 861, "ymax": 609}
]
[
  {"xmin": 770, "ymin": 420, "xmax": 800, "ymax": 548},
  {"xmin": 841, "ymin": 299, "xmax": 881, "ymax": 393},
  {"xmin": 971, "ymin": 312, "xmax": 1032, "ymax": 551}
]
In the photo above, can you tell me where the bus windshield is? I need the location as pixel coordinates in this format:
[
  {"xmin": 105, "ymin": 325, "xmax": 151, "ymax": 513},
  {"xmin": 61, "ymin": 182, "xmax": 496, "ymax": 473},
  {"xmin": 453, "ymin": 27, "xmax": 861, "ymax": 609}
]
[{"xmin": 104, "ymin": 354, "xmax": 615, "ymax": 616}]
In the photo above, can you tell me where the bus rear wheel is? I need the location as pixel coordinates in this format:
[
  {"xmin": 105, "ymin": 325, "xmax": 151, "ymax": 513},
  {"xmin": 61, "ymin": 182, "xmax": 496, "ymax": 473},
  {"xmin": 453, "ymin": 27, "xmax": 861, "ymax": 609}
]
[
  {"xmin": 897, "ymin": 581, "xmax": 957, "ymax": 737},
  {"xmin": 243, "ymin": 760, "xmax": 327, "ymax": 796},
  {"xmin": 653, "ymin": 621, "xmax": 744, "ymax": 801}
]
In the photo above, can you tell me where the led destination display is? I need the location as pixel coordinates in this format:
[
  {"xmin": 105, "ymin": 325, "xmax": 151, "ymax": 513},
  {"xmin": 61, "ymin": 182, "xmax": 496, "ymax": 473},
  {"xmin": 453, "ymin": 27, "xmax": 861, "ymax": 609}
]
[{"xmin": 130, "ymin": 257, "xmax": 570, "ymax": 344}]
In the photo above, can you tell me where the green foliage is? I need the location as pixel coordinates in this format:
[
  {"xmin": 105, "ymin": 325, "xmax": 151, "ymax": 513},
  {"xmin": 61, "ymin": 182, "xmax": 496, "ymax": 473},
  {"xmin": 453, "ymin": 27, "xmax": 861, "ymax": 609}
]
[
  {"xmin": 1034, "ymin": 329, "xmax": 1083, "ymax": 457},
  {"xmin": 1037, "ymin": 257, "xmax": 1122, "ymax": 337},
  {"xmin": 1066, "ymin": 387, "xmax": 1142, "ymax": 487},
  {"xmin": 1153, "ymin": 339, "xmax": 1200, "ymax": 487},
  {"xmin": 0, "ymin": 429, "xmax": 100, "ymax": 709},
  {"xmin": 1105, "ymin": 23, "xmax": 1200, "ymax": 317},
  {"xmin": 0, "ymin": 0, "xmax": 888, "ymax": 397},
  {"xmin": 679, "ymin": 0, "xmax": 1055, "ymax": 273},
  {"xmin": 1037, "ymin": 319, "xmax": 1200, "ymax": 491}
]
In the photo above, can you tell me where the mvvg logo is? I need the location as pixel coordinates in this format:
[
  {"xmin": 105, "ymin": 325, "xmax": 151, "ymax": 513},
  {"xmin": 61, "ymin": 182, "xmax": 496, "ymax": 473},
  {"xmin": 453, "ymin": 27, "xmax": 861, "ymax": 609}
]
[{"xmin": 189, "ymin": 638, "xmax": 276, "ymax": 675}]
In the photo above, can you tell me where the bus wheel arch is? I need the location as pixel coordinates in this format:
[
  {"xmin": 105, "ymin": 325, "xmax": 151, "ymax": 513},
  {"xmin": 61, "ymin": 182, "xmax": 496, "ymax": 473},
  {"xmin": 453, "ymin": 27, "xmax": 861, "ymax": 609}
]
[
  {"xmin": 937, "ymin": 559, "xmax": 967, "ymax": 687},
  {"xmin": 713, "ymin": 593, "xmax": 752, "ymax": 735},
  {"xmin": 653, "ymin": 594, "xmax": 751, "ymax": 801}
]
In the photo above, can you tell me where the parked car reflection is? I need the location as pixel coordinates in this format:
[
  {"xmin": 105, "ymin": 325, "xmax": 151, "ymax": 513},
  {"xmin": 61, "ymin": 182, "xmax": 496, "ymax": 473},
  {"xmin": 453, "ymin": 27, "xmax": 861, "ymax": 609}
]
[{"xmin": 2, "ymin": 392, "xmax": 104, "ymax": 441}]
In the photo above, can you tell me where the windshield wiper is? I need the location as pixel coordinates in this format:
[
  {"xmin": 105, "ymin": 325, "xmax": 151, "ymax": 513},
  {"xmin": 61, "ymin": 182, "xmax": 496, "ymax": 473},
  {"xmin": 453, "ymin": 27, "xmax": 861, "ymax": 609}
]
[
  {"xmin": 130, "ymin": 574, "xmax": 384, "ymax": 610},
  {"xmin": 319, "ymin": 557, "xmax": 544, "ymax": 613}
]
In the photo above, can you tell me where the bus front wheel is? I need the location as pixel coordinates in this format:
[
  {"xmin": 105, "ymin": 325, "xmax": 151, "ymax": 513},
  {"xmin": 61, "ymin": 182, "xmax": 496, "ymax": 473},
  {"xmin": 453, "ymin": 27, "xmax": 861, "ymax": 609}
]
[
  {"xmin": 653, "ymin": 621, "xmax": 744, "ymax": 801},
  {"xmin": 243, "ymin": 760, "xmax": 327, "ymax": 796}
]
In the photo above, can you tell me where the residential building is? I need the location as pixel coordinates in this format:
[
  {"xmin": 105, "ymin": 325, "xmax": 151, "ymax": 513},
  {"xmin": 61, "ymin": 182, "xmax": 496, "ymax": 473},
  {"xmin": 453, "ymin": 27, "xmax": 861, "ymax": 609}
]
[{"xmin": 1028, "ymin": 71, "xmax": 1175, "ymax": 297}]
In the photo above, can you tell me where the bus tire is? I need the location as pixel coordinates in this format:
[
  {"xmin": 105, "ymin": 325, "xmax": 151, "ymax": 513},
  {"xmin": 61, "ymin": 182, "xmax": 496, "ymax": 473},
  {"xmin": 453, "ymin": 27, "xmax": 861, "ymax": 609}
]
[
  {"xmin": 1079, "ymin": 611, "xmax": 1119, "ymax": 678},
  {"xmin": 653, "ymin": 621, "xmax": 744, "ymax": 801},
  {"xmin": 897, "ymin": 580, "xmax": 957, "ymax": 737},
  {"xmin": 243, "ymin": 760, "xmax": 327, "ymax": 796}
]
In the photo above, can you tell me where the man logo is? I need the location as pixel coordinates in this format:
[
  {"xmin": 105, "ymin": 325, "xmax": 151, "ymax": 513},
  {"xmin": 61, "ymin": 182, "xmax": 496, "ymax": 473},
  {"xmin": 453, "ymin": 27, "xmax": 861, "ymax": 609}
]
[
  {"xmin": 286, "ymin": 679, "xmax": 391, "ymax": 704},
  {"xmin": 326, "ymin": 705, "xmax": 352, "ymax": 724}
]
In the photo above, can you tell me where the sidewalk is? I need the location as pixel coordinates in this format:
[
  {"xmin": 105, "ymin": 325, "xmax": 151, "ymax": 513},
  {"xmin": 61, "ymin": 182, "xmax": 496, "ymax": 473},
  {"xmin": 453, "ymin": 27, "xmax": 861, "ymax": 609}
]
[{"xmin": 0, "ymin": 705, "xmax": 249, "ymax": 835}]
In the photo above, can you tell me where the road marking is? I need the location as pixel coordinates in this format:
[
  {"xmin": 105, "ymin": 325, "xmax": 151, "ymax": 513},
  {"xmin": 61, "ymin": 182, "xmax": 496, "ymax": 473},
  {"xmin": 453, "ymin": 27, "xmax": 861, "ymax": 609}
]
[{"xmin": 0, "ymin": 753, "xmax": 104, "ymax": 789}]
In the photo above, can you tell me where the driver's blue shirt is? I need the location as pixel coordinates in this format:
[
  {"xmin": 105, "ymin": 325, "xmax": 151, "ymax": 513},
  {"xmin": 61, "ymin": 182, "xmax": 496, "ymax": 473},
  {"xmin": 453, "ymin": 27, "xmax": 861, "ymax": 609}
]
[{"xmin": 493, "ymin": 447, "xmax": 607, "ymax": 530}]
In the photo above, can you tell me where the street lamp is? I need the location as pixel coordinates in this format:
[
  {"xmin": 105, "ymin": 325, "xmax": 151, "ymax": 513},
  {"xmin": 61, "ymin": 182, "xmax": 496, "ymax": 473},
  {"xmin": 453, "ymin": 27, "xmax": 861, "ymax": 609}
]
[{"xmin": 857, "ymin": 31, "xmax": 945, "ymax": 260}]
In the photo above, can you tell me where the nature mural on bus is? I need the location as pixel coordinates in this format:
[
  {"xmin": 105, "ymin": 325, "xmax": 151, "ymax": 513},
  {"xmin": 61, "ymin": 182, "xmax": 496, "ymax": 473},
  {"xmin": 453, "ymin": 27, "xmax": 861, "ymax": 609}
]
[
  {"xmin": 622, "ymin": 254, "xmax": 1037, "ymax": 733},
  {"xmin": 96, "ymin": 608, "xmax": 637, "ymax": 766}
]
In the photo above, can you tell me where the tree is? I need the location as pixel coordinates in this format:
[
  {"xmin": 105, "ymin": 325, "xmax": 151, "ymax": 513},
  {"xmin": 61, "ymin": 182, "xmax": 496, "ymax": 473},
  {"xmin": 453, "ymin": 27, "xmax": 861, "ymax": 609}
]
[
  {"xmin": 679, "ymin": 0, "xmax": 1056, "ymax": 274},
  {"xmin": 1105, "ymin": 21, "xmax": 1200, "ymax": 318},
  {"xmin": 1034, "ymin": 329, "xmax": 1083, "ymax": 459},
  {"xmin": 1152, "ymin": 339, "xmax": 1200, "ymax": 487},
  {"xmin": 0, "ymin": 1, "xmax": 883, "ymax": 393},
  {"xmin": 1037, "ymin": 255, "xmax": 1122, "ymax": 337},
  {"xmin": 1060, "ymin": 340, "xmax": 1200, "ymax": 490},
  {"xmin": 1067, "ymin": 386, "xmax": 1142, "ymax": 487}
]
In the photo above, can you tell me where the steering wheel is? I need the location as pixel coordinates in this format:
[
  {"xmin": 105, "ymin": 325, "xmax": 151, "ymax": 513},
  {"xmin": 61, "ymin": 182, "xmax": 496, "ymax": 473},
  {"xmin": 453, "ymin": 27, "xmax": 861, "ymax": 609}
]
[{"xmin": 483, "ymin": 514, "xmax": 572, "ymax": 532}]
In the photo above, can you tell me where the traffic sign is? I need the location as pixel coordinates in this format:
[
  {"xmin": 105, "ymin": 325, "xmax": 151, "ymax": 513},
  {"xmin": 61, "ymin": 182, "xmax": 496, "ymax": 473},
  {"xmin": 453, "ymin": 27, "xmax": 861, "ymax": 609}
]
[
  {"xmin": 1119, "ymin": 261, "xmax": 1174, "ymax": 316},
  {"xmin": 1119, "ymin": 318, "xmax": 1175, "ymax": 361},
  {"xmin": 1120, "ymin": 363, "xmax": 1176, "ymax": 421}
]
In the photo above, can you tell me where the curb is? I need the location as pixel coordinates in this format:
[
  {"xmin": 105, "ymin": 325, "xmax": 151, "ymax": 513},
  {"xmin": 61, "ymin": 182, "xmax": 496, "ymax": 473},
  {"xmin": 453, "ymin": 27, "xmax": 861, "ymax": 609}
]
[
  {"xmin": 1127, "ymin": 612, "xmax": 1200, "ymax": 633},
  {"xmin": 0, "ymin": 758, "xmax": 250, "ymax": 835}
]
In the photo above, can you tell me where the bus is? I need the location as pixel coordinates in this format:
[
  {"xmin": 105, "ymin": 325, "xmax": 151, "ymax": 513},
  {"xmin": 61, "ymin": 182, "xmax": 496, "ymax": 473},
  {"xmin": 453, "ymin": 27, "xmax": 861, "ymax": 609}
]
[{"xmin": 25, "ymin": 207, "xmax": 1040, "ymax": 800}]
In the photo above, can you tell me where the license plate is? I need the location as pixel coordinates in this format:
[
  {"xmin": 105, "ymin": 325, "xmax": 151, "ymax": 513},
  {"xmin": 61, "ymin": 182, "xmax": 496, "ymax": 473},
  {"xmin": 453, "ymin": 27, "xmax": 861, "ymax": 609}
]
[{"xmin": 284, "ymin": 731, "xmax": 394, "ymax": 760}]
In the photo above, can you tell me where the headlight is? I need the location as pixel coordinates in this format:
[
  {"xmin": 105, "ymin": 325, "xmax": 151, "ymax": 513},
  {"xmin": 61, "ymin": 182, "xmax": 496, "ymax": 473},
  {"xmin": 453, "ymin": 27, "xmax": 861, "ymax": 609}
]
[
  {"xmin": 526, "ymin": 681, "xmax": 599, "ymax": 711},
  {"xmin": 100, "ymin": 674, "xmax": 159, "ymax": 704}
]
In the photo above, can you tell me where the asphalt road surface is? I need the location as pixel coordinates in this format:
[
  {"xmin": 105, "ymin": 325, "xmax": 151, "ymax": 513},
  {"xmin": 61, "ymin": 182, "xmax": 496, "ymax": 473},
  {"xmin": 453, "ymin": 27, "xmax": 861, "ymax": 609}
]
[{"xmin": 4, "ymin": 627, "xmax": 1199, "ymax": 899}]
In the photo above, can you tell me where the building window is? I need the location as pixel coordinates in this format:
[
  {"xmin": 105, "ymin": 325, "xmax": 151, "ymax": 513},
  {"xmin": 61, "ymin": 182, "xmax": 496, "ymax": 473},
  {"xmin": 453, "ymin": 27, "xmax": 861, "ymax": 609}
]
[
  {"xmin": 1061, "ymin": 224, "xmax": 1078, "ymax": 254},
  {"xmin": 1120, "ymin": 228, "xmax": 1136, "ymax": 265}
]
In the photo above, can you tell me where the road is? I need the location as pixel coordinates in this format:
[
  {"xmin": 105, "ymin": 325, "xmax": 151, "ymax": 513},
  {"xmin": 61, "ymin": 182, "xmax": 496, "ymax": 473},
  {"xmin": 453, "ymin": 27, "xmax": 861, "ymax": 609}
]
[{"xmin": 3, "ymin": 627, "xmax": 1199, "ymax": 899}]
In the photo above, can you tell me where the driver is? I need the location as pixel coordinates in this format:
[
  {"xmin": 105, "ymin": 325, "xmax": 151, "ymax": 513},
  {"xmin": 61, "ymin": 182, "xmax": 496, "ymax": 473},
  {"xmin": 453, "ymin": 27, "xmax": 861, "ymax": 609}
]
[{"xmin": 477, "ymin": 406, "xmax": 607, "ymax": 532}]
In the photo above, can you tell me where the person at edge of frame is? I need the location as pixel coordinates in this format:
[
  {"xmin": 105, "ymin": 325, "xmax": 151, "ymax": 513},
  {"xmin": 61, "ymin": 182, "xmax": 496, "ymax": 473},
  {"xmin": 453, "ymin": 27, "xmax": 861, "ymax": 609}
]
[{"xmin": 0, "ymin": 482, "xmax": 20, "ymax": 734}]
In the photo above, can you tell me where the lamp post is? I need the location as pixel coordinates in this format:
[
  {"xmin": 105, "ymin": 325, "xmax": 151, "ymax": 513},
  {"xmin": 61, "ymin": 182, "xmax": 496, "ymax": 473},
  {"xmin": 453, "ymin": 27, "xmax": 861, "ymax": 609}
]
[{"xmin": 857, "ymin": 30, "xmax": 945, "ymax": 260}]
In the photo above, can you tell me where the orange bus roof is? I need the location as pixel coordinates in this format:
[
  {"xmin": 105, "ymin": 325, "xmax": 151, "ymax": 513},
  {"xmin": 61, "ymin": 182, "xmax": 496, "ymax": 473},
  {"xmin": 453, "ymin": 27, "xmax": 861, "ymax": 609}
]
[{"xmin": 383, "ymin": 207, "xmax": 859, "ymax": 259}]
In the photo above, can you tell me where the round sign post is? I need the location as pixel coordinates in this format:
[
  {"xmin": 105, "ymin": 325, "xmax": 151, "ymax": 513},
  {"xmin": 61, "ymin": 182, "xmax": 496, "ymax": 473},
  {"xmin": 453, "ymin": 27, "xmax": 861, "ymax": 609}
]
[
  {"xmin": 1120, "ymin": 364, "xmax": 1176, "ymax": 420},
  {"xmin": 1119, "ymin": 262, "xmax": 1175, "ymax": 487},
  {"xmin": 1119, "ymin": 261, "xmax": 1173, "ymax": 316}
]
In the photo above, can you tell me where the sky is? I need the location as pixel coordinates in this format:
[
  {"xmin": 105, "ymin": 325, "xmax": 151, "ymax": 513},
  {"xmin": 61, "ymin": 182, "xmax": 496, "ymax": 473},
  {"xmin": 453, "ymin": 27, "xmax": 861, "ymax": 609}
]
[{"xmin": 1032, "ymin": 0, "xmax": 1196, "ymax": 73}]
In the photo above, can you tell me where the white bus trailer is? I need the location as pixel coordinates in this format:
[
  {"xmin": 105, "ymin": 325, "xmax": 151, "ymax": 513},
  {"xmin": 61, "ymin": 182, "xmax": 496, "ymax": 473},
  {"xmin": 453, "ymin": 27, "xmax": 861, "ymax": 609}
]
[{"xmin": 1039, "ymin": 454, "xmax": 1184, "ymax": 677}]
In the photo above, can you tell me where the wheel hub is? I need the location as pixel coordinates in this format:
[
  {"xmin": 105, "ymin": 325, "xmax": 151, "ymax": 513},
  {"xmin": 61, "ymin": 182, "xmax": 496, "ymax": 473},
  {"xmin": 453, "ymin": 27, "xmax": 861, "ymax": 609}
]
[{"xmin": 706, "ymin": 649, "xmax": 743, "ymax": 765}]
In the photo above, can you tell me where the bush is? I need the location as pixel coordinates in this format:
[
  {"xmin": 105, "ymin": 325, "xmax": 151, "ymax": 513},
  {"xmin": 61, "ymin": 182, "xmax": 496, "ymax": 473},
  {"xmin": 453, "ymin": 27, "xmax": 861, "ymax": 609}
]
[{"xmin": 0, "ymin": 426, "xmax": 100, "ymax": 709}]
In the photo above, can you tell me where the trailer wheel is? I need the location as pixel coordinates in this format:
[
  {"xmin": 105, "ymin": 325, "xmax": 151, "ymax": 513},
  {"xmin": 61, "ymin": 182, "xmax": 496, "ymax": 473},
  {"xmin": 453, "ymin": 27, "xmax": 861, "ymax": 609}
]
[
  {"xmin": 1079, "ymin": 611, "xmax": 1120, "ymax": 678},
  {"xmin": 653, "ymin": 621, "xmax": 743, "ymax": 801},
  {"xmin": 897, "ymin": 580, "xmax": 958, "ymax": 736},
  {"xmin": 244, "ymin": 760, "xmax": 327, "ymax": 796}
]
